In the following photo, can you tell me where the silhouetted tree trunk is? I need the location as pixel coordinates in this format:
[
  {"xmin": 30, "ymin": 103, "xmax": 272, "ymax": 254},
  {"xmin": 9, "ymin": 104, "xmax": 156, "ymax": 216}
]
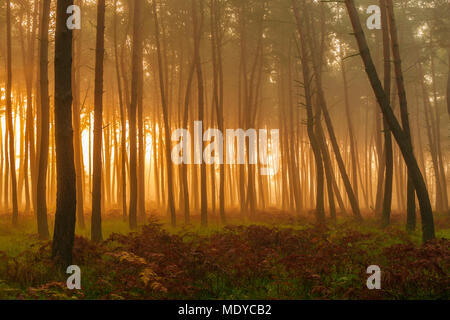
[
  {"xmin": 345, "ymin": 0, "xmax": 435, "ymax": 242},
  {"xmin": 128, "ymin": 0, "xmax": 140, "ymax": 230},
  {"xmin": 36, "ymin": 0, "xmax": 51, "ymax": 240},
  {"xmin": 153, "ymin": 0, "xmax": 176, "ymax": 227},
  {"xmin": 72, "ymin": 0, "xmax": 85, "ymax": 229},
  {"xmin": 304, "ymin": 0, "xmax": 362, "ymax": 221},
  {"xmin": 316, "ymin": 118, "xmax": 336, "ymax": 222},
  {"xmin": 386, "ymin": 0, "xmax": 416, "ymax": 231},
  {"xmin": 52, "ymin": 0, "xmax": 77, "ymax": 268},
  {"xmin": 192, "ymin": 0, "xmax": 208, "ymax": 227},
  {"xmin": 137, "ymin": 79, "xmax": 145, "ymax": 221},
  {"xmin": 113, "ymin": 0, "xmax": 127, "ymax": 221},
  {"xmin": 340, "ymin": 51, "xmax": 359, "ymax": 205},
  {"xmin": 92, "ymin": 0, "xmax": 106, "ymax": 242},
  {"xmin": 380, "ymin": 0, "xmax": 393, "ymax": 228},
  {"xmin": 6, "ymin": 0, "xmax": 19, "ymax": 227},
  {"xmin": 286, "ymin": 43, "xmax": 303, "ymax": 215},
  {"xmin": 137, "ymin": 23, "xmax": 145, "ymax": 221},
  {"xmin": 181, "ymin": 58, "xmax": 194, "ymax": 224},
  {"xmin": 211, "ymin": 0, "xmax": 226, "ymax": 224},
  {"xmin": 292, "ymin": 0, "xmax": 325, "ymax": 224}
]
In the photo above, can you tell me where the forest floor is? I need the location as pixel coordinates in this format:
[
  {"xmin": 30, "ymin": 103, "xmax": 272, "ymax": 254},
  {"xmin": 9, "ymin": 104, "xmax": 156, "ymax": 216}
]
[{"xmin": 0, "ymin": 210, "xmax": 449, "ymax": 300}]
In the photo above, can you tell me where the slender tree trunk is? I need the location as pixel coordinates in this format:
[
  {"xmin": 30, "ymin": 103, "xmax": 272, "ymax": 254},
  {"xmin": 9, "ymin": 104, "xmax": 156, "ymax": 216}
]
[
  {"xmin": 292, "ymin": 0, "xmax": 325, "ymax": 224},
  {"xmin": 36, "ymin": 0, "xmax": 51, "ymax": 240},
  {"xmin": 181, "ymin": 58, "xmax": 195, "ymax": 224},
  {"xmin": 191, "ymin": 0, "xmax": 208, "ymax": 227},
  {"xmin": 340, "ymin": 52, "xmax": 359, "ymax": 205},
  {"xmin": 30, "ymin": 0, "xmax": 39, "ymax": 216},
  {"xmin": 128, "ymin": 0, "xmax": 141, "ymax": 230},
  {"xmin": 113, "ymin": 0, "xmax": 127, "ymax": 221},
  {"xmin": 18, "ymin": 2, "xmax": 38, "ymax": 215},
  {"xmin": 429, "ymin": 37, "xmax": 449, "ymax": 214},
  {"xmin": 420, "ymin": 61, "xmax": 443, "ymax": 213},
  {"xmin": 52, "ymin": 0, "xmax": 77, "ymax": 268},
  {"xmin": 137, "ymin": 103, "xmax": 145, "ymax": 220},
  {"xmin": 153, "ymin": 0, "xmax": 176, "ymax": 227},
  {"xmin": 91, "ymin": 0, "xmax": 106, "ymax": 242},
  {"xmin": 380, "ymin": 0, "xmax": 393, "ymax": 228},
  {"xmin": 72, "ymin": 0, "xmax": 85, "ymax": 229},
  {"xmin": 137, "ymin": 39, "xmax": 146, "ymax": 221},
  {"xmin": 303, "ymin": 0, "xmax": 362, "ymax": 221},
  {"xmin": 316, "ymin": 119, "xmax": 336, "ymax": 222},
  {"xmin": 345, "ymin": 0, "xmax": 435, "ymax": 242},
  {"xmin": 386, "ymin": 0, "xmax": 416, "ymax": 230},
  {"xmin": 211, "ymin": 0, "xmax": 226, "ymax": 224},
  {"xmin": 6, "ymin": 0, "xmax": 19, "ymax": 226}
]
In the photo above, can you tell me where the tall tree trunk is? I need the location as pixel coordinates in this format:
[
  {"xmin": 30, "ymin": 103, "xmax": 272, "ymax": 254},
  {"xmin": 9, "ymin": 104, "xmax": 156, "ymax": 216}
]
[
  {"xmin": 29, "ymin": 0, "xmax": 39, "ymax": 216},
  {"xmin": 210, "ymin": 0, "xmax": 226, "ymax": 224},
  {"xmin": 181, "ymin": 58, "xmax": 195, "ymax": 225},
  {"xmin": 137, "ymin": 40, "xmax": 145, "ymax": 221},
  {"xmin": 153, "ymin": 0, "xmax": 176, "ymax": 227},
  {"xmin": 92, "ymin": 0, "xmax": 106, "ymax": 242},
  {"xmin": 6, "ymin": 0, "xmax": 19, "ymax": 226},
  {"xmin": 345, "ymin": 0, "xmax": 435, "ymax": 242},
  {"xmin": 386, "ymin": 0, "xmax": 416, "ymax": 231},
  {"xmin": 340, "ymin": 52, "xmax": 359, "ymax": 205},
  {"xmin": 52, "ymin": 0, "xmax": 77, "ymax": 268},
  {"xmin": 292, "ymin": 0, "xmax": 325, "ymax": 224},
  {"xmin": 113, "ymin": 0, "xmax": 127, "ymax": 221},
  {"xmin": 36, "ymin": 0, "xmax": 51, "ymax": 240},
  {"xmin": 287, "ymin": 44, "xmax": 303, "ymax": 215},
  {"xmin": 18, "ymin": 1, "xmax": 38, "ymax": 215},
  {"xmin": 192, "ymin": 0, "xmax": 208, "ymax": 227},
  {"xmin": 128, "ymin": 0, "xmax": 141, "ymax": 230},
  {"xmin": 72, "ymin": 0, "xmax": 85, "ymax": 229},
  {"xmin": 380, "ymin": 0, "xmax": 393, "ymax": 228},
  {"xmin": 304, "ymin": 0, "xmax": 362, "ymax": 221}
]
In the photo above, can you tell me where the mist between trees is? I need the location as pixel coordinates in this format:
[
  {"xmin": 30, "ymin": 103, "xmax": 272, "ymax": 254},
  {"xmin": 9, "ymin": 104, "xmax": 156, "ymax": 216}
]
[{"xmin": 0, "ymin": 0, "xmax": 448, "ymax": 267}]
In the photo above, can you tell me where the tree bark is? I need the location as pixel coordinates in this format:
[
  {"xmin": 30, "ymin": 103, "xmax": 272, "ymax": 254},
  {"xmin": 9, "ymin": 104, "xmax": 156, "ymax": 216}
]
[
  {"xmin": 92, "ymin": 0, "xmax": 106, "ymax": 242},
  {"xmin": 128, "ymin": 0, "xmax": 141, "ymax": 230},
  {"xmin": 72, "ymin": 0, "xmax": 85, "ymax": 229},
  {"xmin": 380, "ymin": 0, "xmax": 393, "ymax": 228},
  {"xmin": 385, "ymin": 0, "xmax": 416, "ymax": 231},
  {"xmin": 345, "ymin": 0, "xmax": 435, "ymax": 242},
  {"xmin": 36, "ymin": 0, "xmax": 51, "ymax": 240},
  {"xmin": 52, "ymin": 0, "xmax": 77, "ymax": 268}
]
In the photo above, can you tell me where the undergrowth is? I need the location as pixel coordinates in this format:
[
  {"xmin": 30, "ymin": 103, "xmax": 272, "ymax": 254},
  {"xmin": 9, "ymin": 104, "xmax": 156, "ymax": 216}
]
[{"xmin": 0, "ymin": 214, "xmax": 448, "ymax": 300}]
